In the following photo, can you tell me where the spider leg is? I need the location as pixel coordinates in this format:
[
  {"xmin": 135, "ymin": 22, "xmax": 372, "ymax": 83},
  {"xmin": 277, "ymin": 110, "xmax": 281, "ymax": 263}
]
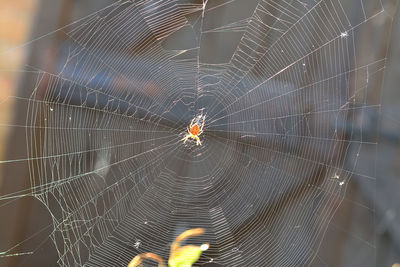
[
  {"xmin": 183, "ymin": 134, "xmax": 190, "ymax": 143},
  {"xmin": 195, "ymin": 136, "xmax": 202, "ymax": 146},
  {"xmin": 200, "ymin": 116, "xmax": 205, "ymax": 131}
]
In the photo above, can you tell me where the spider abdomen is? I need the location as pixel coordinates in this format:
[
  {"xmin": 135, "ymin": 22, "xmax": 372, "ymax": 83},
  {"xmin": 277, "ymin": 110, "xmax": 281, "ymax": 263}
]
[{"xmin": 190, "ymin": 125, "xmax": 200, "ymax": 135}]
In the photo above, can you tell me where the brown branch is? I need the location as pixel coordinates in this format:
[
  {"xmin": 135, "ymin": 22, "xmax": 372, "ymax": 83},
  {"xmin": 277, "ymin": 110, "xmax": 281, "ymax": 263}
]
[{"xmin": 127, "ymin": 252, "xmax": 165, "ymax": 267}]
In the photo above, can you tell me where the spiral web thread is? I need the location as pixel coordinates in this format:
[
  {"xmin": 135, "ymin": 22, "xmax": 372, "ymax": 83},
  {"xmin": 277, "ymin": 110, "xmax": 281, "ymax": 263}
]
[{"xmin": 0, "ymin": 0, "xmax": 391, "ymax": 266}]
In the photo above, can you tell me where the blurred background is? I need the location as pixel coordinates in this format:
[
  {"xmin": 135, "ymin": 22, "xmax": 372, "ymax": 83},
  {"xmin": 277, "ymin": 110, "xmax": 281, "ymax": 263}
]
[{"xmin": 0, "ymin": 0, "xmax": 399, "ymax": 266}]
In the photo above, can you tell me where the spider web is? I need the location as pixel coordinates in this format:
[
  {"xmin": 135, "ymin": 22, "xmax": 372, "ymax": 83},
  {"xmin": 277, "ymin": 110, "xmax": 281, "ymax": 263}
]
[{"xmin": 0, "ymin": 0, "xmax": 393, "ymax": 266}]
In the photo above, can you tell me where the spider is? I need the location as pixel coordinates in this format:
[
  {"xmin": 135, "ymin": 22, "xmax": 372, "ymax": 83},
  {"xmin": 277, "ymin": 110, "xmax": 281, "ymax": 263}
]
[
  {"xmin": 128, "ymin": 228, "xmax": 209, "ymax": 267},
  {"xmin": 183, "ymin": 115, "xmax": 205, "ymax": 146}
]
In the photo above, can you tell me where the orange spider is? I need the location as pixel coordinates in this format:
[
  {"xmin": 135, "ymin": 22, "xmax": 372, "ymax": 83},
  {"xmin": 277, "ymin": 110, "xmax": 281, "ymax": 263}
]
[{"xmin": 183, "ymin": 115, "xmax": 205, "ymax": 146}]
